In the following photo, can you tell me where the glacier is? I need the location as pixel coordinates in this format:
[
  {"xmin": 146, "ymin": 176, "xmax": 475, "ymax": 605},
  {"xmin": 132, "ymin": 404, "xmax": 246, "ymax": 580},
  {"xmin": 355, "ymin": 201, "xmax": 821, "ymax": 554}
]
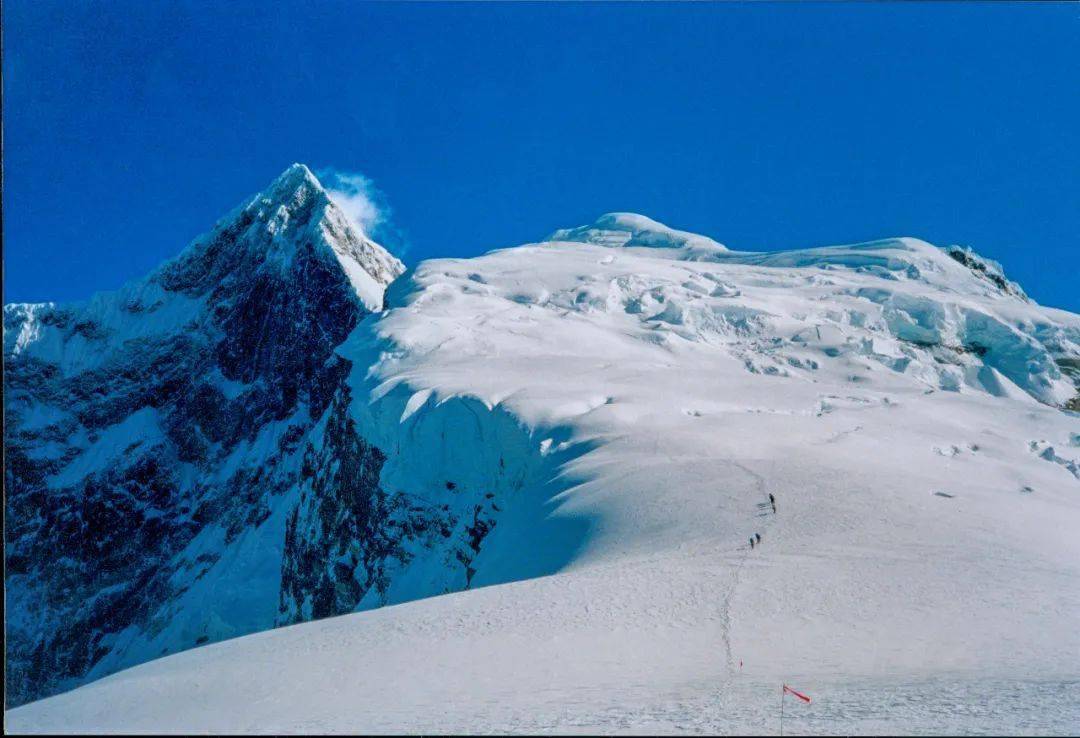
[{"xmin": 5, "ymin": 166, "xmax": 1080, "ymax": 733}]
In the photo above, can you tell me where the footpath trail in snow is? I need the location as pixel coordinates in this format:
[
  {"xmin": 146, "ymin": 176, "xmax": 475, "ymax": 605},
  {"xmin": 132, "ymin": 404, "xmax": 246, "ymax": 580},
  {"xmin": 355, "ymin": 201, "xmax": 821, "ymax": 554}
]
[{"xmin": 8, "ymin": 215, "xmax": 1080, "ymax": 734}]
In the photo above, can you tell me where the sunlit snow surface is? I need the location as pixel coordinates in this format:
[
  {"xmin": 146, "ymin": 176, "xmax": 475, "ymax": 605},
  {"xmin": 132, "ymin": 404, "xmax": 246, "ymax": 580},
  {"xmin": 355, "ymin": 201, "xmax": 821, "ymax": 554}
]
[{"xmin": 8, "ymin": 217, "xmax": 1080, "ymax": 734}]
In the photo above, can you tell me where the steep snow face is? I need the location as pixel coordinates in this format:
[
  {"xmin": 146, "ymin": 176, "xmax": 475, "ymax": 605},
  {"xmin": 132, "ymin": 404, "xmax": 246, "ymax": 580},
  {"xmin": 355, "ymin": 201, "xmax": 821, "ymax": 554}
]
[
  {"xmin": 9, "ymin": 215, "xmax": 1079, "ymax": 733},
  {"xmin": 3, "ymin": 165, "xmax": 406, "ymax": 706}
]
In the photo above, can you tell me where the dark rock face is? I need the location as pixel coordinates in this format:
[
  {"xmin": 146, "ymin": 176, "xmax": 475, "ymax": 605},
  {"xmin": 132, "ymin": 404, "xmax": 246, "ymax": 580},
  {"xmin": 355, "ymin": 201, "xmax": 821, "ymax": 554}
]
[
  {"xmin": 4, "ymin": 166, "xmax": 408, "ymax": 707},
  {"xmin": 282, "ymin": 385, "xmax": 403, "ymax": 621},
  {"xmin": 945, "ymin": 246, "xmax": 1027, "ymax": 300},
  {"xmin": 1058, "ymin": 358, "xmax": 1080, "ymax": 411},
  {"xmin": 277, "ymin": 384, "xmax": 504, "ymax": 623}
]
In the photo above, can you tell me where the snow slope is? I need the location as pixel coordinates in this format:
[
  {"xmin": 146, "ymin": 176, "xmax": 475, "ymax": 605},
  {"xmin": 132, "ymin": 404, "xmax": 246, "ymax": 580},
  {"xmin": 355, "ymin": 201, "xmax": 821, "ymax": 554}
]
[{"xmin": 8, "ymin": 212, "xmax": 1080, "ymax": 733}]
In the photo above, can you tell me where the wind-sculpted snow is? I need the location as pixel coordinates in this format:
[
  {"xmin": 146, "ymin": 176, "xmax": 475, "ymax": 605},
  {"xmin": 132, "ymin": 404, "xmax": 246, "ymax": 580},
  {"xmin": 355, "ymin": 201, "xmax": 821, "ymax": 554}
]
[{"xmin": 7, "ymin": 206, "xmax": 1080, "ymax": 732}]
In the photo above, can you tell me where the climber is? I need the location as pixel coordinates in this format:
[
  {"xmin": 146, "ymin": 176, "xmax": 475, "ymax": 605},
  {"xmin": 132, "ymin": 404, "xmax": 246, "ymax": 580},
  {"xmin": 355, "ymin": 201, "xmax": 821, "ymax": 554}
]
[
  {"xmin": 755, "ymin": 532, "xmax": 762, "ymax": 545},
  {"xmin": 749, "ymin": 536, "xmax": 755, "ymax": 550}
]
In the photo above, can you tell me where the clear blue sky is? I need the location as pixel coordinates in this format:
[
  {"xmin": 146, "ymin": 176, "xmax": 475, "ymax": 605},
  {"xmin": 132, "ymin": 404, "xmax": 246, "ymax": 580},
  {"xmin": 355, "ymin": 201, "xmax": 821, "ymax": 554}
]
[{"xmin": 4, "ymin": 1, "xmax": 1078, "ymax": 310}]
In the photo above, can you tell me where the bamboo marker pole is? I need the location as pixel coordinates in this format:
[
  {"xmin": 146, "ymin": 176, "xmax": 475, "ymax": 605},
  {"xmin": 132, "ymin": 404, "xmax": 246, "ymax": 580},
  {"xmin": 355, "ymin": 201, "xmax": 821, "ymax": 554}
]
[{"xmin": 780, "ymin": 684, "xmax": 785, "ymax": 736}]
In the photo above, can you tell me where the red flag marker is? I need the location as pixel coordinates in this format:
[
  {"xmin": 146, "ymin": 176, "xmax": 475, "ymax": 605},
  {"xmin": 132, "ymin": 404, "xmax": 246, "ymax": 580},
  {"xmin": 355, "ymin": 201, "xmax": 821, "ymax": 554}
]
[
  {"xmin": 780, "ymin": 683, "xmax": 811, "ymax": 735},
  {"xmin": 783, "ymin": 684, "xmax": 811, "ymax": 703}
]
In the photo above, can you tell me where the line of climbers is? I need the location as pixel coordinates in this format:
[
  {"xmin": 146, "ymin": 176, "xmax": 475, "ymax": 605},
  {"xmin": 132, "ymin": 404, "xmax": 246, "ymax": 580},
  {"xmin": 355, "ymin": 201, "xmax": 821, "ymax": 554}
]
[{"xmin": 749, "ymin": 493, "xmax": 776, "ymax": 550}]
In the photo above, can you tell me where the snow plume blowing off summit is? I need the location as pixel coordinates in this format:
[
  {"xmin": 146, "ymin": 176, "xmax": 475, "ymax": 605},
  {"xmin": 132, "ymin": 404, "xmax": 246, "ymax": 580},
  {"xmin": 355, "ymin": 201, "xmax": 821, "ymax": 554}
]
[
  {"xmin": 320, "ymin": 168, "xmax": 409, "ymax": 259},
  {"xmin": 5, "ymin": 165, "xmax": 1080, "ymax": 733}
]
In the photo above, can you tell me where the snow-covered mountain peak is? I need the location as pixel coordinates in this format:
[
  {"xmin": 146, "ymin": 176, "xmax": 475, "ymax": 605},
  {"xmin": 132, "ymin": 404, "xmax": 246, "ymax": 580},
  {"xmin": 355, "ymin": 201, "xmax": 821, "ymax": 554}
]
[
  {"xmin": 232, "ymin": 162, "xmax": 332, "ymax": 245},
  {"xmin": 268, "ymin": 161, "xmax": 321, "ymax": 193},
  {"xmin": 3, "ymin": 167, "xmax": 409, "ymax": 705},
  {"xmin": 155, "ymin": 164, "xmax": 403, "ymax": 311},
  {"xmin": 543, "ymin": 214, "xmax": 1037, "ymax": 317},
  {"xmin": 253, "ymin": 162, "xmax": 323, "ymax": 208},
  {"xmin": 547, "ymin": 212, "xmax": 729, "ymax": 257}
]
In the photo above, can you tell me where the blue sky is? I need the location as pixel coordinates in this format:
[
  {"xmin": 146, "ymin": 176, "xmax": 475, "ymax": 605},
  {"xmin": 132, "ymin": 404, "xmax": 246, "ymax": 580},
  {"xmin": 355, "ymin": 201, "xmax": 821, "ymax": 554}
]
[{"xmin": 4, "ymin": 1, "xmax": 1078, "ymax": 310}]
